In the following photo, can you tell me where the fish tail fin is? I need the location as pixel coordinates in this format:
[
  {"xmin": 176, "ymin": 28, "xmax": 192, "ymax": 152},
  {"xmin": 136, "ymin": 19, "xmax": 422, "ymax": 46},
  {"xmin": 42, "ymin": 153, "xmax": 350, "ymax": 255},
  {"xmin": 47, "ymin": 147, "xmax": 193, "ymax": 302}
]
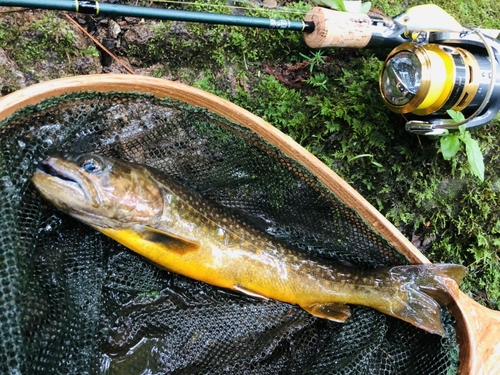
[{"xmin": 382, "ymin": 264, "xmax": 467, "ymax": 335}]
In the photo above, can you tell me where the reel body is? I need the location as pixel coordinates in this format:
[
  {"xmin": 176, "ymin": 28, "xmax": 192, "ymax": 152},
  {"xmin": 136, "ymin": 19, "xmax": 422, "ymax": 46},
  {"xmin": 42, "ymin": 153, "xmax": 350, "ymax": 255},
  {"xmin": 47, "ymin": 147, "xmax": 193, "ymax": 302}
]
[{"xmin": 380, "ymin": 32, "xmax": 500, "ymax": 135}]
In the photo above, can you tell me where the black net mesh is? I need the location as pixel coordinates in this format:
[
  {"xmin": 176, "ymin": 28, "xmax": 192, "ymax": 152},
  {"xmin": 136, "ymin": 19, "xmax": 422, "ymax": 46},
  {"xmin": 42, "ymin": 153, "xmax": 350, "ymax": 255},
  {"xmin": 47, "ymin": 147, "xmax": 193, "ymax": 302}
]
[{"xmin": 0, "ymin": 91, "xmax": 459, "ymax": 374}]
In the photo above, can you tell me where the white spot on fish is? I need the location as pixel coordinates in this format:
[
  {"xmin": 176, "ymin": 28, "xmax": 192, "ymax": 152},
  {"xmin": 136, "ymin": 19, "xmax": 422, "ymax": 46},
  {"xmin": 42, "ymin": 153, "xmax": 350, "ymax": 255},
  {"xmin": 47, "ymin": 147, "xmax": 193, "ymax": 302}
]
[
  {"xmin": 211, "ymin": 244, "xmax": 224, "ymax": 267},
  {"xmin": 217, "ymin": 227, "xmax": 225, "ymax": 237},
  {"xmin": 274, "ymin": 258, "xmax": 289, "ymax": 280}
]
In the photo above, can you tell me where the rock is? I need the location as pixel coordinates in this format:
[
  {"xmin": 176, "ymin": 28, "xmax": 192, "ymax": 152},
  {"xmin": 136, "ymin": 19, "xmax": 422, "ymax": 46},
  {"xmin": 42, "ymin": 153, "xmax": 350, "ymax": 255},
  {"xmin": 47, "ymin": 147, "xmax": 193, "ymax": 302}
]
[
  {"xmin": 127, "ymin": 56, "xmax": 142, "ymax": 67},
  {"xmin": 122, "ymin": 26, "xmax": 153, "ymax": 45},
  {"xmin": 75, "ymin": 56, "xmax": 102, "ymax": 75},
  {"xmin": 124, "ymin": 17, "xmax": 141, "ymax": 25},
  {"xmin": 101, "ymin": 38, "xmax": 116, "ymax": 67},
  {"xmin": 108, "ymin": 19, "xmax": 122, "ymax": 39},
  {"xmin": 262, "ymin": 0, "xmax": 278, "ymax": 7},
  {"xmin": 0, "ymin": 48, "xmax": 26, "ymax": 97}
]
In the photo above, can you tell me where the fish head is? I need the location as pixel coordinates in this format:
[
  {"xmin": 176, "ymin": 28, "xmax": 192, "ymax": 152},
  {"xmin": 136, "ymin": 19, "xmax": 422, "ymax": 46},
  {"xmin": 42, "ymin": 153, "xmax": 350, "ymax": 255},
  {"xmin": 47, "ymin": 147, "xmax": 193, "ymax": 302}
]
[{"xmin": 32, "ymin": 153, "xmax": 163, "ymax": 229}]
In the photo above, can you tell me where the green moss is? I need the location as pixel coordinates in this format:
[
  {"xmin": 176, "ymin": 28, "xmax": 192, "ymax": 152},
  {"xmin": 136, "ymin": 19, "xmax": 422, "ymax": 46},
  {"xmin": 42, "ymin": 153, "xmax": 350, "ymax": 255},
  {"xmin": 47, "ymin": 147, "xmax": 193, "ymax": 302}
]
[
  {"xmin": 375, "ymin": 0, "xmax": 500, "ymax": 28},
  {"xmin": 80, "ymin": 45, "xmax": 100, "ymax": 58},
  {"xmin": 0, "ymin": 11, "xmax": 95, "ymax": 80},
  {"xmin": 123, "ymin": 1, "xmax": 309, "ymax": 74}
]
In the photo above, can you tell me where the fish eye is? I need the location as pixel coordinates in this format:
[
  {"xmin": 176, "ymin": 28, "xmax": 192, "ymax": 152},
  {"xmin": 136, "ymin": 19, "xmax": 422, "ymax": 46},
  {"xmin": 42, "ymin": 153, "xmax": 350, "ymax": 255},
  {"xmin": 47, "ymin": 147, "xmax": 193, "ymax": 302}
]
[{"xmin": 81, "ymin": 158, "xmax": 102, "ymax": 174}]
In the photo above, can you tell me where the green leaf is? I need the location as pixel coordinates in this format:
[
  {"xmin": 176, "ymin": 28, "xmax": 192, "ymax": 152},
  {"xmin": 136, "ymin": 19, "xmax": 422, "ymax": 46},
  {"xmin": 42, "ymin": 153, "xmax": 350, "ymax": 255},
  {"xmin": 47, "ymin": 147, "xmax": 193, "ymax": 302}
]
[
  {"xmin": 311, "ymin": 0, "xmax": 347, "ymax": 11},
  {"xmin": 348, "ymin": 153, "xmax": 372, "ymax": 161},
  {"xmin": 463, "ymin": 132, "xmax": 485, "ymax": 182},
  {"xmin": 440, "ymin": 134, "xmax": 461, "ymax": 160},
  {"xmin": 458, "ymin": 124, "xmax": 466, "ymax": 135},
  {"xmin": 359, "ymin": 2, "xmax": 372, "ymax": 13},
  {"xmin": 446, "ymin": 109, "xmax": 466, "ymax": 123},
  {"xmin": 348, "ymin": 154, "xmax": 383, "ymax": 168},
  {"xmin": 344, "ymin": 1, "xmax": 371, "ymax": 13}
]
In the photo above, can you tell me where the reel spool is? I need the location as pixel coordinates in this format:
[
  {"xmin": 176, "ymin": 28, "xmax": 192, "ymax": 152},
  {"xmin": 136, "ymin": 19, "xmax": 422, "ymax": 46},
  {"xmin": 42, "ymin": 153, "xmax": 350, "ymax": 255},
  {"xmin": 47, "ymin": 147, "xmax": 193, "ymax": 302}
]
[{"xmin": 380, "ymin": 42, "xmax": 483, "ymax": 116}]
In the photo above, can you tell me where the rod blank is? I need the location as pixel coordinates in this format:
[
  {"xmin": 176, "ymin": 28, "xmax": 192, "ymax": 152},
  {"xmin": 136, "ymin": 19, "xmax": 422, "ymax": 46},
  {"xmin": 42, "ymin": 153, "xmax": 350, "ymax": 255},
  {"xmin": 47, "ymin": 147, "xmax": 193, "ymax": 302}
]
[{"xmin": 0, "ymin": 0, "xmax": 315, "ymax": 32}]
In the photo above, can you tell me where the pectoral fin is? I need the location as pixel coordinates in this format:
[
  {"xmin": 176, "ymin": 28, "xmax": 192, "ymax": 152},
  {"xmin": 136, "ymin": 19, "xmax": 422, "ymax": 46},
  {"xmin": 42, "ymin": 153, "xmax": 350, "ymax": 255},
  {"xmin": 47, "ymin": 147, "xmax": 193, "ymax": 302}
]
[
  {"xmin": 302, "ymin": 302, "xmax": 351, "ymax": 322},
  {"xmin": 136, "ymin": 225, "xmax": 200, "ymax": 254}
]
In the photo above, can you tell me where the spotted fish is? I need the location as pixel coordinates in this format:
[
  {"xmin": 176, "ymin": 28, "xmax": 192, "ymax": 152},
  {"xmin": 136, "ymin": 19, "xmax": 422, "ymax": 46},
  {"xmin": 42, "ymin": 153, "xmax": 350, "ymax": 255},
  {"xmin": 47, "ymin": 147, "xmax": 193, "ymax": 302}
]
[{"xmin": 32, "ymin": 153, "xmax": 466, "ymax": 335}]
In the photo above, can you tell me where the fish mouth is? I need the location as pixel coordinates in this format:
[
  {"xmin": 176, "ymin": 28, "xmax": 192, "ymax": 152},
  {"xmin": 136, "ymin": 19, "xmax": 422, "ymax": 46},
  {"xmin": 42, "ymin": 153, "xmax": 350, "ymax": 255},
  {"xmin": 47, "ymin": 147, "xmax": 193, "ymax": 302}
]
[
  {"xmin": 33, "ymin": 157, "xmax": 89, "ymax": 203},
  {"xmin": 37, "ymin": 159, "xmax": 78, "ymax": 183}
]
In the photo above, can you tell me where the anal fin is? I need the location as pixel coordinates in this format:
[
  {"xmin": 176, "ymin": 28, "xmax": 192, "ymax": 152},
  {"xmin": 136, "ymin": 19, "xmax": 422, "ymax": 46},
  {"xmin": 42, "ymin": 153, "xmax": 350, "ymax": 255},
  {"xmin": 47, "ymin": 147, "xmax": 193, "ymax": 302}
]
[{"xmin": 302, "ymin": 303, "xmax": 351, "ymax": 322}]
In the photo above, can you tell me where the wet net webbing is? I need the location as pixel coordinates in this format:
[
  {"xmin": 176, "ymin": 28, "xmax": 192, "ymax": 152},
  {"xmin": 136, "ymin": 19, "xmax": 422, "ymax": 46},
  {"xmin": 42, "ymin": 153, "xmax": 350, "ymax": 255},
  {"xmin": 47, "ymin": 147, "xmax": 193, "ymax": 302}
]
[{"xmin": 0, "ymin": 91, "xmax": 459, "ymax": 374}]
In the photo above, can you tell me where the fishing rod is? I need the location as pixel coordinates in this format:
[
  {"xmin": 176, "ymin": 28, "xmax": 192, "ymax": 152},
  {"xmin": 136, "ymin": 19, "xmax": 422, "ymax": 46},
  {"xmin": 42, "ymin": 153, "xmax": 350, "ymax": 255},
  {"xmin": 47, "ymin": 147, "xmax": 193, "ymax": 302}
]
[
  {"xmin": 2, "ymin": 0, "xmax": 500, "ymax": 135},
  {"xmin": 0, "ymin": 0, "xmax": 409, "ymax": 48},
  {"xmin": 0, "ymin": 0, "xmax": 314, "ymax": 31}
]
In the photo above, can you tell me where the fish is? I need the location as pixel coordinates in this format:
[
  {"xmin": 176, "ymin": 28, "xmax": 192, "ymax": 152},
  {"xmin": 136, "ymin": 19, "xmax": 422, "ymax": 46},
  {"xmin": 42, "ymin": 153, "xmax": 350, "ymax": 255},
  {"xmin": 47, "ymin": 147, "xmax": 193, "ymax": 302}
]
[{"xmin": 31, "ymin": 153, "xmax": 467, "ymax": 335}]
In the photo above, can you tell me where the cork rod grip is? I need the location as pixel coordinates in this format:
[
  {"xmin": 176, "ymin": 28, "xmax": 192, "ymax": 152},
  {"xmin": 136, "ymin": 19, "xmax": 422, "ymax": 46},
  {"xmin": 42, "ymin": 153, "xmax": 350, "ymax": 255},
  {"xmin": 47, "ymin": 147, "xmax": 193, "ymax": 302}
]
[{"xmin": 303, "ymin": 7, "xmax": 372, "ymax": 49}]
